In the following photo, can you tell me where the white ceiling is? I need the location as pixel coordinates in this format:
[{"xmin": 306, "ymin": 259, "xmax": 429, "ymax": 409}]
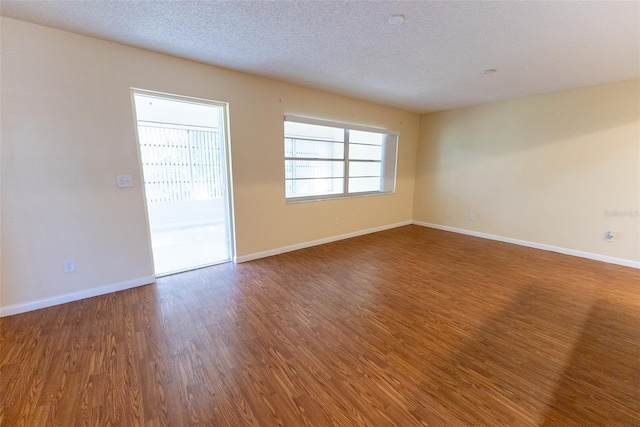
[{"xmin": 2, "ymin": 1, "xmax": 639, "ymax": 113}]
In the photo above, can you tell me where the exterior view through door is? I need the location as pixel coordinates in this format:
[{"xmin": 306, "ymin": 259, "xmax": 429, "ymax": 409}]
[{"xmin": 132, "ymin": 91, "xmax": 232, "ymax": 276}]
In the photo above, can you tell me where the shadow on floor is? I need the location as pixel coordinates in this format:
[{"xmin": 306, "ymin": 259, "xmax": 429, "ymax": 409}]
[
  {"xmin": 421, "ymin": 286, "xmax": 640, "ymax": 426},
  {"xmin": 540, "ymin": 299, "xmax": 640, "ymax": 426}
]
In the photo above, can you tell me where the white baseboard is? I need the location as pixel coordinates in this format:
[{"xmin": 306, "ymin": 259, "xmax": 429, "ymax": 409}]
[
  {"xmin": 6, "ymin": 220, "xmax": 634, "ymax": 317},
  {"xmin": 412, "ymin": 221, "xmax": 640, "ymax": 269},
  {"xmin": 0, "ymin": 275, "xmax": 156, "ymax": 318},
  {"xmin": 235, "ymin": 220, "xmax": 412, "ymax": 263}
]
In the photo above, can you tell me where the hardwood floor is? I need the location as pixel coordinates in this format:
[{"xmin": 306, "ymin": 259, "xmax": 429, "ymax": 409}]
[{"xmin": 1, "ymin": 225, "xmax": 639, "ymax": 426}]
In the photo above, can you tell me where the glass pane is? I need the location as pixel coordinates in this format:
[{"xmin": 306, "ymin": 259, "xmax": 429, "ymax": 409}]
[
  {"xmin": 349, "ymin": 143, "xmax": 382, "ymax": 161},
  {"xmin": 349, "ymin": 161, "xmax": 381, "ymax": 178},
  {"xmin": 285, "ymin": 138, "xmax": 344, "ymax": 159},
  {"xmin": 138, "ymin": 126, "xmax": 192, "ymax": 202},
  {"xmin": 285, "ymin": 160, "xmax": 344, "ymax": 179},
  {"xmin": 286, "ymin": 178, "xmax": 344, "ymax": 198},
  {"xmin": 285, "ymin": 121, "xmax": 344, "ymax": 142},
  {"xmin": 349, "ymin": 130, "xmax": 383, "ymax": 146},
  {"xmin": 134, "ymin": 93, "xmax": 220, "ymax": 129},
  {"xmin": 349, "ymin": 177, "xmax": 381, "ymax": 193}
]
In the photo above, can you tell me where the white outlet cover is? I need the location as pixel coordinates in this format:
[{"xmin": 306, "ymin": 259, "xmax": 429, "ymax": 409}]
[
  {"xmin": 63, "ymin": 259, "xmax": 76, "ymax": 273},
  {"xmin": 605, "ymin": 231, "xmax": 616, "ymax": 242},
  {"xmin": 116, "ymin": 174, "xmax": 133, "ymax": 188}
]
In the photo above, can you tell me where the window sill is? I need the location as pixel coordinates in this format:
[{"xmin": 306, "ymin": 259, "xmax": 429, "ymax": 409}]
[{"xmin": 285, "ymin": 190, "xmax": 395, "ymax": 204}]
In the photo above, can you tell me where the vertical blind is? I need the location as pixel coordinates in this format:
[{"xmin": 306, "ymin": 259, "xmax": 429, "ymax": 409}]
[{"xmin": 138, "ymin": 124, "xmax": 226, "ymax": 203}]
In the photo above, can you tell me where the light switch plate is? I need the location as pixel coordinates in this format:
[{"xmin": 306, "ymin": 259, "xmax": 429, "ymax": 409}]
[{"xmin": 116, "ymin": 174, "xmax": 133, "ymax": 188}]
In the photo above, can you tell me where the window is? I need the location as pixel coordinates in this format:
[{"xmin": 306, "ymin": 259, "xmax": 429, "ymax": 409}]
[{"xmin": 284, "ymin": 115, "xmax": 398, "ymax": 201}]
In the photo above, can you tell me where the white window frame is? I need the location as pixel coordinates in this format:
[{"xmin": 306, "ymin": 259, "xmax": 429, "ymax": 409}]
[{"xmin": 284, "ymin": 115, "xmax": 398, "ymax": 203}]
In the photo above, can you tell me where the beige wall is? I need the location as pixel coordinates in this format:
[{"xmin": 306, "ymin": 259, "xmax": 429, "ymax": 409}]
[
  {"xmin": 0, "ymin": 18, "xmax": 419, "ymax": 309},
  {"xmin": 2, "ymin": 16, "xmax": 637, "ymax": 313},
  {"xmin": 414, "ymin": 79, "xmax": 640, "ymax": 262}
]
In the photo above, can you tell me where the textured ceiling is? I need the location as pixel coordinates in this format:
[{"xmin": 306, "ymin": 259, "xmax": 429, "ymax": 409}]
[{"xmin": 2, "ymin": 1, "xmax": 639, "ymax": 113}]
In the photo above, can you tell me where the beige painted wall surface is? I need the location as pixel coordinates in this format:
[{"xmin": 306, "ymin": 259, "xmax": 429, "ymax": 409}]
[
  {"xmin": 1, "ymin": 18, "xmax": 419, "ymax": 309},
  {"xmin": 414, "ymin": 79, "xmax": 640, "ymax": 262},
  {"xmin": 0, "ymin": 18, "xmax": 3, "ymax": 308}
]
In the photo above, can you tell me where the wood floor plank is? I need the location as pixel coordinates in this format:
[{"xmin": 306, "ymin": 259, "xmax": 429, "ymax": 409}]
[{"xmin": 2, "ymin": 225, "xmax": 639, "ymax": 426}]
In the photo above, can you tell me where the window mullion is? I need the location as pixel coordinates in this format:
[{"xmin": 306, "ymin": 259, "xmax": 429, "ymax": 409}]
[{"xmin": 344, "ymin": 129, "xmax": 350, "ymax": 195}]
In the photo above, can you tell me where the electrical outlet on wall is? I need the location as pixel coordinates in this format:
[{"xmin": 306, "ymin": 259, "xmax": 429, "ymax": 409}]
[
  {"xmin": 469, "ymin": 212, "xmax": 476, "ymax": 221},
  {"xmin": 335, "ymin": 216, "xmax": 341, "ymax": 225},
  {"xmin": 605, "ymin": 231, "xmax": 616, "ymax": 242},
  {"xmin": 63, "ymin": 259, "xmax": 76, "ymax": 273}
]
